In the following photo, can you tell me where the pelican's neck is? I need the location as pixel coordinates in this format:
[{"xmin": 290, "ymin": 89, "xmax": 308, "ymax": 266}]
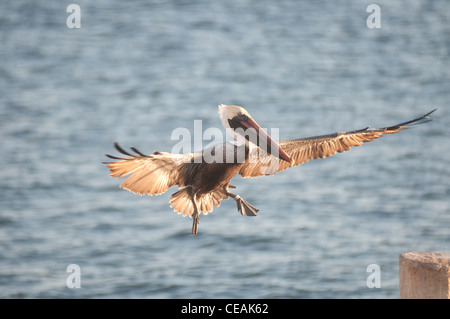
[
  {"xmin": 226, "ymin": 139, "xmax": 251, "ymax": 164},
  {"xmin": 218, "ymin": 104, "xmax": 232, "ymax": 131}
]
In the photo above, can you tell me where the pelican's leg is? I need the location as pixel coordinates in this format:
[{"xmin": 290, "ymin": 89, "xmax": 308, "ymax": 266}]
[
  {"xmin": 224, "ymin": 189, "xmax": 259, "ymax": 217},
  {"xmin": 191, "ymin": 194, "xmax": 200, "ymax": 235}
]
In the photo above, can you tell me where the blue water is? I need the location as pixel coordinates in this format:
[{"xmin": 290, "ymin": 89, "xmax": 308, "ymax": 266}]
[{"xmin": 0, "ymin": 0, "xmax": 449, "ymax": 298}]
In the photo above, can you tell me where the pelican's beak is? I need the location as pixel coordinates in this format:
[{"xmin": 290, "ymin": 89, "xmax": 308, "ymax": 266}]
[{"xmin": 236, "ymin": 115, "xmax": 295, "ymax": 165}]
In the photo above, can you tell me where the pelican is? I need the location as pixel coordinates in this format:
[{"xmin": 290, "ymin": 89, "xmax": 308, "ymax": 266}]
[{"xmin": 104, "ymin": 105, "xmax": 435, "ymax": 235}]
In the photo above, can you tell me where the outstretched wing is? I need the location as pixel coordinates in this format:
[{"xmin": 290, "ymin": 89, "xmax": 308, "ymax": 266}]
[
  {"xmin": 104, "ymin": 142, "xmax": 198, "ymax": 195},
  {"xmin": 238, "ymin": 109, "xmax": 436, "ymax": 178}
]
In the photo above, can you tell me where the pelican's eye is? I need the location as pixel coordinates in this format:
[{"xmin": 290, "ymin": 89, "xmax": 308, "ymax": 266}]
[{"xmin": 235, "ymin": 113, "xmax": 249, "ymax": 122}]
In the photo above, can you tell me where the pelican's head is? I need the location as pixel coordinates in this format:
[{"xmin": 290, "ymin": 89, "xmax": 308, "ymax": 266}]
[
  {"xmin": 217, "ymin": 104, "xmax": 294, "ymax": 165},
  {"xmin": 218, "ymin": 104, "xmax": 251, "ymax": 131}
]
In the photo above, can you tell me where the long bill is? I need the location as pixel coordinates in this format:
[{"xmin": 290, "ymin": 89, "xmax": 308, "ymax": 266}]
[{"xmin": 239, "ymin": 116, "xmax": 295, "ymax": 165}]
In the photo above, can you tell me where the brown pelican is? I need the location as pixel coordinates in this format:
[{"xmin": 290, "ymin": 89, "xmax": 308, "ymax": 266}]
[{"xmin": 104, "ymin": 105, "xmax": 435, "ymax": 235}]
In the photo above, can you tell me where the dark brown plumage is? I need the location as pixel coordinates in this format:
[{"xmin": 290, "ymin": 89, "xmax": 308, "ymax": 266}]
[{"xmin": 104, "ymin": 105, "xmax": 436, "ymax": 235}]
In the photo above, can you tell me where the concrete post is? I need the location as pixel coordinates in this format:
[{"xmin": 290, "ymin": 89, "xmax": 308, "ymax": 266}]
[{"xmin": 399, "ymin": 251, "xmax": 450, "ymax": 299}]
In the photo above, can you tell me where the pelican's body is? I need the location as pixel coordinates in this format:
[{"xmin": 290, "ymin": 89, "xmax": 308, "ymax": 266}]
[{"xmin": 104, "ymin": 105, "xmax": 435, "ymax": 235}]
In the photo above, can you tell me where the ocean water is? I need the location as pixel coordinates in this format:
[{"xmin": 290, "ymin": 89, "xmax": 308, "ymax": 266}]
[{"xmin": 0, "ymin": 0, "xmax": 449, "ymax": 298}]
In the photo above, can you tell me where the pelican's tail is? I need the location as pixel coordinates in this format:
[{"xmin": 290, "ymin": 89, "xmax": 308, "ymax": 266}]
[{"xmin": 169, "ymin": 187, "xmax": 229, "ymax": 218}]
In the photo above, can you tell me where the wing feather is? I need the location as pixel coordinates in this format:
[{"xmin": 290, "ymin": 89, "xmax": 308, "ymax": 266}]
[
  {"xmin": 239, "ymin": 109, "xmax": 436, "ymax": 178},
  {"xmin": 104, "ymin": 142, "xmax": 197, "ymax": 195}
]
